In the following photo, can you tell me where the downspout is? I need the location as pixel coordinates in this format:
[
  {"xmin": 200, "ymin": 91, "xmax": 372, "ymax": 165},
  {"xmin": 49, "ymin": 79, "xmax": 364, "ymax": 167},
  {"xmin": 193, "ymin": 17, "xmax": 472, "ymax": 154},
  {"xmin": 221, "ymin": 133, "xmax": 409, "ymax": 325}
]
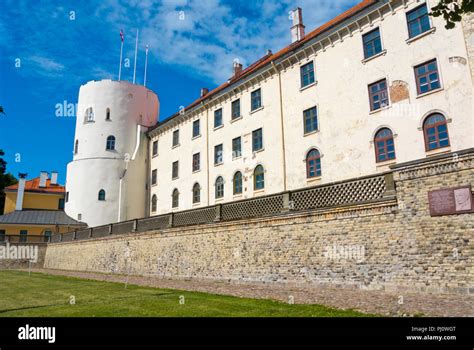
[
  {"xmin": 118, "ymin": 124, "xmax": 142, "ymax": 222},
  {"xmin": 272, "ymin": 61, "xmax": 288, "ymax": 191}
]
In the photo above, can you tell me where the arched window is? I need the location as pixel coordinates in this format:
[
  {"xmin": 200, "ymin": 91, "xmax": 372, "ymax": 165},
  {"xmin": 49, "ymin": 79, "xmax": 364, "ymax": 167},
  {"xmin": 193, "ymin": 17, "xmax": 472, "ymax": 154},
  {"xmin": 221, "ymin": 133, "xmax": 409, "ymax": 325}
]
[
  {"xmin": 233, "ymin": 171, "xmax": 243, "ymax": 195},
  {"xmin": 74, "ymin": 140, "xmax": 79, "ymax": 154},
  {"xmin": 193, "ymin": 183, "xmax": 201, "ymax": 203},
  {"xmin": 254, "ymin": 165, "xmax": 264, "ymax": 190},
  {"xmin": 215, "ymin": 176, "xmax": 224, "ymax": 199},
  {"xmin": 374, "ymin": 128, "xmax": 396, "ymax": 162},
  {"xmin": 106, "ymin": 135, "xmax": 116, "ymax": 150},
  {"xmin": 85, "ymin": 107, "xmax": 94, "ymax": 122},
  {"xmin": 172, "ymin": 189, "xmax": 179, "ymax": 208},
  {"xmin": 423, "ymin": 113, "xmax": 450, "ymax": 151},
  {"xmin": 151, "ymin": 194, "xmax": 157, "ymax": 212},
  {"xmin": 306, "ymin": 149, "xmax": 321, "ymax": 178},
  {"xmin": 98, "ymin": 189, "xmax": 106, "ymax": 201},
  {"xmin": 106, "ymin": 108, "xmax": 111, "ymax": 121}
]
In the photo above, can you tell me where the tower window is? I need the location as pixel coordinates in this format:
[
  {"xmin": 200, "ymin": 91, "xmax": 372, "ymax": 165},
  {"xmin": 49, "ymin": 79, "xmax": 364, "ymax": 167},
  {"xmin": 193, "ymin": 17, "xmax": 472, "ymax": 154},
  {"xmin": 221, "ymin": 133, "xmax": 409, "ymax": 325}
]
[
  {"xmin": 106, "ymin": 108, "xmax": 111, "ymax": 121},
  {"xmin": 193, "ymin": 120, "xmax": 200, "ymax": 138},
  {"xmin": 151, "ymin": 169, "xmax": 157, "ymax": 185},
  {"xmin": 231, "ymin": 99, "xmax": 241, "ymax": 120},
  {"xmin": 152, "ymin": 140, "xmax": 158, "ymax": 156},
  {"xmin": 84, "ymin": 107, "xmax": 94, "ymax": 123},
  {"xmin": 106, "ymin": 136, "xmax": 116, "ymax": 150},
  {"xmin": 214, "ymin": 144, "xmax": 223, "ymax": 165},
  {"xmin": 74, "ymin": 140, "xmax": 79, "ymax": 154},
  {"xmin": 368, "ymin": 79, "xmax": 389, "ymax": 111},
  {"xmin": 193, "ymin": 153, "xmax": 200, "ymax": 172},
  {"xmin": 98, "ymin": 189, "xmax": 106, "ymax": 201}
]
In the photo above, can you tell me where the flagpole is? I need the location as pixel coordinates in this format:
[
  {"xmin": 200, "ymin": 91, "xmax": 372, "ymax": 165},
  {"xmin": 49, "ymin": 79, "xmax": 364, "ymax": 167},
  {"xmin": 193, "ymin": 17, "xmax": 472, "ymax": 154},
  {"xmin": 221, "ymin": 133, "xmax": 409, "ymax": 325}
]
[
  {"xmin": 144, "ymin": 45, "xmax": 149, "ymax": 87},
  {"xmin": 118, "ymin": 30, "xmax": 124, "ymax": 81},
  {"xmin": 133, "ymin": 29, "xmax": 138, "ymax": 84}
]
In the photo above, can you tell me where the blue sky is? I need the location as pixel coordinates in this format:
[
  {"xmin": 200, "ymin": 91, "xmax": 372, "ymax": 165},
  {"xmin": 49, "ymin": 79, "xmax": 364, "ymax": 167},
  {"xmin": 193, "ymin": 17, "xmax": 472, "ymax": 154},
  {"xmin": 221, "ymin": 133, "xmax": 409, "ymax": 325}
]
[{"xmin": 0, "ymin": 0, "xmax": 358, "ymax": 184}]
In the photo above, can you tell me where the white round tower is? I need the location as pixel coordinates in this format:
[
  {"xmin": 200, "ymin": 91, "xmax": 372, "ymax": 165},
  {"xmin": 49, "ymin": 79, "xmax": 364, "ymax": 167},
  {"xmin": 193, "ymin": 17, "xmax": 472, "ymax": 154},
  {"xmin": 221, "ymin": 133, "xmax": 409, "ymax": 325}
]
[{"xmin": 65, "ymin": 80, "xmax": 159, "ymax": 227}]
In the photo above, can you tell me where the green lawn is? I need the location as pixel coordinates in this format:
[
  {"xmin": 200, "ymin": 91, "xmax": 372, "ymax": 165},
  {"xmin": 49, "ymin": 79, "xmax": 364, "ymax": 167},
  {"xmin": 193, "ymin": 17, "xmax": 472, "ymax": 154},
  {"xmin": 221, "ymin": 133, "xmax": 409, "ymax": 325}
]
[{"xmin": 0, "ymin": 270, "xmax": 372, "ymax": 317}]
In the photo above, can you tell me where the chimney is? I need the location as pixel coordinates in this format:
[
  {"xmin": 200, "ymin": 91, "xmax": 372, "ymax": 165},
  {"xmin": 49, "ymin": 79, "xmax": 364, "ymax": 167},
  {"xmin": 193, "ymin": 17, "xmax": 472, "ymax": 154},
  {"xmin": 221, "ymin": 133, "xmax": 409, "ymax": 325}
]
[
  {"xmin": 39, "ymin": 171, "xmax": 48, "ymax": 188},
  {"xmin": 51, "ymin": 171, "xmax": 58, "ymax": 185},
  {"xmin": 291, "ymin": 8, "xmax": 305, "ymax": 43},
  {"xmin": 233, "ymin": 61, "xmax": 243, "ymax": 77},
  {"xmin": 200, "ymin": 88, "xmax": 209, "ymax": 97},
  {"xmin": 15, "ymin": 173, "xmax": 28, "ymax": 211}
]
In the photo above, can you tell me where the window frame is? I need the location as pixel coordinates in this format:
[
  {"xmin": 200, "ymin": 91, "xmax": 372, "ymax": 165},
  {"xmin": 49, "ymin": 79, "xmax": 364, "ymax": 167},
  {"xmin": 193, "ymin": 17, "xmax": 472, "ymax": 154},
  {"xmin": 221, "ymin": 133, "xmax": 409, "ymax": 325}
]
[
  {"xmin": 368, "ymin": 79, "xmax": 389, "ymax": 111},
  {"xmin": 362, "ymin": 27, "xmax": 383, "ymax": 59},
  {"xmin": 172, "ymin": 161, "xmax": 179, "ymax": 179},
  {"xmin": 192, "ymin": 152, "xmax": 200, "ymax": 172},
  {"xmin": 214, "ymin": 144, "xmax": 223, "ymax": 165},
  {"xmin": 406, "ymin": 3, "xmax": 431, "ymax": 39},
  {"xmin": 233, "ymin": 171, "xmax": 243, "ymax": 195},
  {"xmin": 251, "ymin": 88, "xmax": 262, "ymax": 111},
  {"xmin": 414, "ymin": 59, "xmax": 441, "ymax": 95},
  {"xmin": 151, "ymin": 169, "xmax": 157, "ymax": 185},
  {"xmin": 172, "ymin": 189, "xmax": 179, "ymax": 208},
  {"xmin": 374, "ymin": 128, "xmax": 396, "ymax": 163},
  {"xmin": 231, "ymin": 99, "xmax": 241, "ymax": 120},
  {"xmin": 232, "ymin": 136, "xmax": 242, "ymax": 159},
  {"xmin": 252, "ymin": 128, "xmax": 263, "ymax": 152},
  {"xmin": 151, "ymin": 194, "xmax": 157, "ymax": 212},
  {"xmin": 172, "ymin": 129, "xmax": 180, "ymax": 147},
  {"xmin": 192, "ymin": 119, "xmax": 200, "ymax": 138},
  {"xmin": 152, "ymin": 140, "xmax": 158, "ymax": 157},
  {"xmin": 215, "ymin": 176, "xmax": 224, "ymax": 199},
  {"xmin": 106, "ymin": 135, "xmax": 116, "ymax": 151},
  {"xmin": 214, "ymin": 108, "xmax": 223, "ymax": 129},
  {"xmin": 306, "ymin": 149, "xmax": 322, "ymax": 178},
  {"xmin": 423, "ymin": 113, "xmax": 450, "ymax": 151},
  {"xmin": 300, "ymin": 61, "xmax": 315, "ymax": 88},
  {"xmin": 303, "ymin": 106, "xmax": 318, "ymax": 134},
  {"xmin": 98, "ymin": 189, "xmax": 106, "ymax": 201},
  {"xmin": 253, "ymin": 165, "xmax": 265, "ymax": 190},
  {"xmin": 192, "ymin": 183, "xmax": 201, "ymax": 203}
]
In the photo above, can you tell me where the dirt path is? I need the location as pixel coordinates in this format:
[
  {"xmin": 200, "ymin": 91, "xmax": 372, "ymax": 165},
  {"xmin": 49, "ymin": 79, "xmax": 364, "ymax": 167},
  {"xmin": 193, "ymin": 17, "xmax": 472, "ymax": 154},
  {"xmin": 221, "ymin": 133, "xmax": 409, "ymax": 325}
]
[{"xmin": 18, "ymin": 268, "xmax": 474, "ymax": 317}]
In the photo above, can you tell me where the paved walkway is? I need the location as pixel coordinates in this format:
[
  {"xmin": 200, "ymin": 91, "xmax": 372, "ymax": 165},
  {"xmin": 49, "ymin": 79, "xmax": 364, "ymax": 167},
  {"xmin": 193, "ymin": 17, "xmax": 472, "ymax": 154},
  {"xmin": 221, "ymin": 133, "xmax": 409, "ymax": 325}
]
[{"xmin": 22, "ymin": 268, "xmax": 474, "ymax": 317}]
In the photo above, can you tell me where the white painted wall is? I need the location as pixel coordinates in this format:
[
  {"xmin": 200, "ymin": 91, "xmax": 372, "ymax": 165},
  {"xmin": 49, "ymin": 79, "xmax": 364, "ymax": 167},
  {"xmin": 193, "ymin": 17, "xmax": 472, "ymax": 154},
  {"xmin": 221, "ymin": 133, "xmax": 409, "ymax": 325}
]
[
  {"xmin": 65, "ymin": 80, "xmax": 159, "ymax": 226},
  {"xmin": 148, "ymin": 0, "xmax": 473, "ymax": 215}
]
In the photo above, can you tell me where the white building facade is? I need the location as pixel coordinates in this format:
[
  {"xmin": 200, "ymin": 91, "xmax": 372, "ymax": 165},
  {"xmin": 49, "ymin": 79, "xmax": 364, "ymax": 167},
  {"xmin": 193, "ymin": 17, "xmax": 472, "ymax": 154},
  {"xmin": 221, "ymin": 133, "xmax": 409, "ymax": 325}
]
[
  {"xmin": 147, "ymin": 0, "xmax": 473, "ymax": 216},
  {"xmin": 65, "ymin": 0, "xmax": 473, "ymax": 226}
]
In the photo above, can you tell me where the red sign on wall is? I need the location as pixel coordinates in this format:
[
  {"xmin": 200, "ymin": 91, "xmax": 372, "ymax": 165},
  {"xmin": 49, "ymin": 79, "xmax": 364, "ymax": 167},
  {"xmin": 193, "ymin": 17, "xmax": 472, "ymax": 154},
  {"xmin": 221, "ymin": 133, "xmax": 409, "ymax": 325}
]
[{"xmin": 428, "ymin": 186, "xmax": 474, "ymax": 216}]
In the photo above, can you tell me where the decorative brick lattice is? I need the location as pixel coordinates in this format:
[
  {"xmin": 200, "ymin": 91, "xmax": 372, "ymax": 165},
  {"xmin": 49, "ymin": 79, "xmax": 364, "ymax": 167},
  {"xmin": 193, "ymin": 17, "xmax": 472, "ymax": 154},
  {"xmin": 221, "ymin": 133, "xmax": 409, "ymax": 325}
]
[
  {"xmin": 75, "ymin": 229, "xmax": 90, "ymax": 240},
  {"xmin": 291, "ymin": 175, "xmax": 386, "ymax": 211},
  {"xmin": 222, "ymin": 195, "xmax": 284, "ymax": 221},
  {"xmin": 91, "ymin": 225, "xmax": 110, "ymax": 238},
  {"xmin": 136, "ymin": 215, "xmax": 170, "ymax": 232},
  {"xmin": 113, "ymin": 221, "xmax": 135, "ymax": 235},
  {"xmin": 174, "ymin": 207, "xmax": 217, "ymax": 227}
]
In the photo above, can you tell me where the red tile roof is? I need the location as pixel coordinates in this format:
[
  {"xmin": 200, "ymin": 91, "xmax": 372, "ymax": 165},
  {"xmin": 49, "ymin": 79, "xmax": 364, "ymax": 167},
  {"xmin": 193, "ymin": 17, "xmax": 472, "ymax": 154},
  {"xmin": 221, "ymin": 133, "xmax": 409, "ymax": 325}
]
[
  {"xmin": 149, "ymin": 0, "xmax": 377, "ymax": 132},
  {"xmin": 5, "ymin": 177, "xmax": 65, "ymax": 194}
]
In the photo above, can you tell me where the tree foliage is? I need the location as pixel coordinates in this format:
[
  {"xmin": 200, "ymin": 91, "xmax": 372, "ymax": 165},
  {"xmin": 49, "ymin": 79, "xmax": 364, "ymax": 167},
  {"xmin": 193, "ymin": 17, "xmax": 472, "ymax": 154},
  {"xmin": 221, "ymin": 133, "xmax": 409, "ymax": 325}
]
[
  {"xmin": 431, "ymin": 0, "xmax": 474, "ymax": 29},
  {"xmin": 0, "ymin": 150, "xmax": 17, "ymax": 214}
]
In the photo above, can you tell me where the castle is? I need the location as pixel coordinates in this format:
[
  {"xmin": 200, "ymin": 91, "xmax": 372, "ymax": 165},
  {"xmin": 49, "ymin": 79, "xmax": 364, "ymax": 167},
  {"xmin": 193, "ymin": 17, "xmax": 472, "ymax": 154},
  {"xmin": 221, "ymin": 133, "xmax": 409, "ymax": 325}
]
[{"xmin": 65, "ymin": 0, "xmax": 474, "ymax": 227}]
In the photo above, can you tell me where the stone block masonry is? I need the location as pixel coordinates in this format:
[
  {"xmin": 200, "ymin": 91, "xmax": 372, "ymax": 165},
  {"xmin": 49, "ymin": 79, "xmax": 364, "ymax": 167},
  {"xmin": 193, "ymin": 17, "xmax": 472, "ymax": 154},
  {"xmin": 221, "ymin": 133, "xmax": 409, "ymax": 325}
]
[{"xmin": 44, "ymin": 150, "xmax": 474, "ymax": 295}]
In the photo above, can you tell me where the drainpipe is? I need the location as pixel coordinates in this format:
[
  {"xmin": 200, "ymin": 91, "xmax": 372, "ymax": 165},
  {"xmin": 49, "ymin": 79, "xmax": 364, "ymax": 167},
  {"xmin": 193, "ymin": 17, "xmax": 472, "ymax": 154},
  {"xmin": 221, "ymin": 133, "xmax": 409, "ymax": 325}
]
[{"xmin": 272, "ymin": 61, "xmax": 288, "ymax": 191}]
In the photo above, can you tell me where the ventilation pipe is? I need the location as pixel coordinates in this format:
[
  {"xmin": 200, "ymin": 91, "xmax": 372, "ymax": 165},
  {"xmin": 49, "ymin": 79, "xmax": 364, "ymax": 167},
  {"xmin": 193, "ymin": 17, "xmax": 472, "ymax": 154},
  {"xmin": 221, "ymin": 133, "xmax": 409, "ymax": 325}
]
[
  {"xmin": 291, "ymin": 8, "xmax": 305, "ymax": 43},
  {"xmin": 39, "ymin": 171, "xmax": 48, "ymax": 188}
]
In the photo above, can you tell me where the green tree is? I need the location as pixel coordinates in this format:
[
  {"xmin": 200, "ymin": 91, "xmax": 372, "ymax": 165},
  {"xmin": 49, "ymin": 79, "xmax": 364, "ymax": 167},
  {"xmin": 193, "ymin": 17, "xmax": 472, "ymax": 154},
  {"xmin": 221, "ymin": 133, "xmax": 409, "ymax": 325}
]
[
  {"xmin": 431, "ymin": 0, "xmax": 474, "ymax": 29},
  {"xmin": 0, "ymin": 150, "xmax": 17, "ymax": 214}
]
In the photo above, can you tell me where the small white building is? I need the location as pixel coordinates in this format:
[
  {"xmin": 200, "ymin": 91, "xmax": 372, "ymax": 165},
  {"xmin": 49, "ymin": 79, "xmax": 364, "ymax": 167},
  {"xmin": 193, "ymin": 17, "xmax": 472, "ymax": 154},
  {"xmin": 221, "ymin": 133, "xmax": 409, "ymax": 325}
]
[{"xmin": 66, "ymin": 0, "xmax": 474, "ymax": 226}]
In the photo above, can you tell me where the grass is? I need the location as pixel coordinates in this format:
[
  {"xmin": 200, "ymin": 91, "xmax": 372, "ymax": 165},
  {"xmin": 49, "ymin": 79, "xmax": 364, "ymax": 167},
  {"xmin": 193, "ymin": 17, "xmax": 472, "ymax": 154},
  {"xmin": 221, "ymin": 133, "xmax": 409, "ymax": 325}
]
[{"xmin": 0, "ymin": 270, "xmax": 373, "ymax": 317}]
